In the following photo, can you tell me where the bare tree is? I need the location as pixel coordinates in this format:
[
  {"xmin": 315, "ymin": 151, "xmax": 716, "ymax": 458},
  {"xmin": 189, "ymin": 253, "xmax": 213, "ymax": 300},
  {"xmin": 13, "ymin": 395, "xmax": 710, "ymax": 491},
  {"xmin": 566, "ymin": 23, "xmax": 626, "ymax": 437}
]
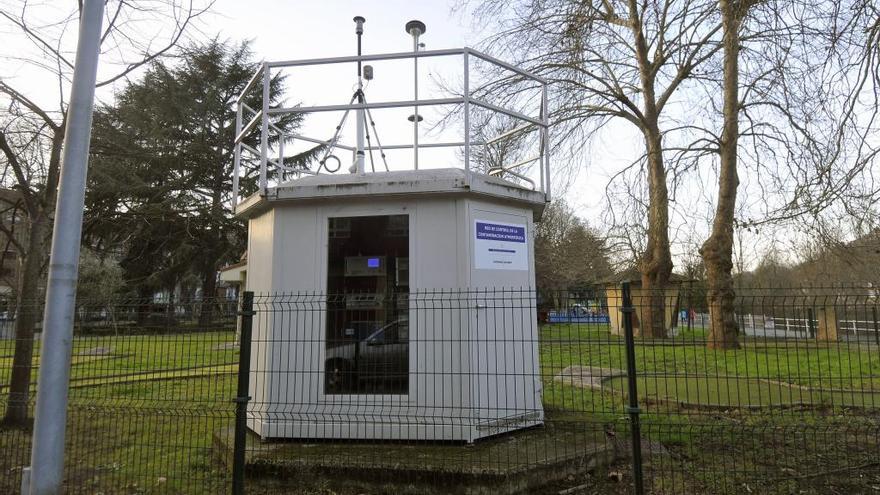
[
  {"xmin": 0, "ymin": 192, "xmax": 26, "ymax": 295},
  {"xmin": 695, "ymin": 0, "xmax": 880, "ymax": 348},
  {"xmin": 463, "ymin": 110, "xmax": 537, "ymax": 186},
  {"xmin": 0, "ymin": 0, "xmax": 211, "ymax": 426},
  {"xmin": 699, "ymin": 0, "xmax": 753, "ymax": 349},
  {"xmin": 720, "ymin": 1, "xmax": 880, "ymax": 238},
  {"xmin": 534, "ymin": 200, "xmax": 612, "ymax": 306},
  {"xmin": 462, "ymin": 0, "xmax": 726, "ymax": 337},
  {"xmin": 466, "ymin": 0, "xmax": 880, "ymax": 346}
]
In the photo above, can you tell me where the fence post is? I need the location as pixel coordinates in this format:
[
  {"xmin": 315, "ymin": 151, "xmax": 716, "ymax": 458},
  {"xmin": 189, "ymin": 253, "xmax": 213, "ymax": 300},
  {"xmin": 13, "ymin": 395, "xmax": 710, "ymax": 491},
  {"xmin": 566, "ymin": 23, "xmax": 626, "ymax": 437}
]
[
  {"xmin": 807, "ymin": 307, "xmax": 816, "ymax": 339},
  {"xmin": 621, "ymin": 282, "xmax": 645, "ymax": 495},
  {"xmin": 873, "ymin": 306, "xmax": 879, "ymax": 348},
  {"xmin": 686, "ymin": 281, "xmax": 693, "ymax": 334},
  {"xmin": 232, "ymin": 291, "xmax": 254, "ymax": 495}
]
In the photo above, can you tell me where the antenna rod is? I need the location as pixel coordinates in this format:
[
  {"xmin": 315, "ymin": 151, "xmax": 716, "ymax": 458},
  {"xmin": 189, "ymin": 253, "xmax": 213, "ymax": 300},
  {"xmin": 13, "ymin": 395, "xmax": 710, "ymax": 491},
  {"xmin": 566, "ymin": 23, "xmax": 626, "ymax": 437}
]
[
  {"xmin": 354, "ymin": 16, "xmax": 363, "ymax": 77},
  {"xmin": 353, "ymin": 16, "xmax": 366, "ymax": 174},
  {"xmin": 405, "ymin": 20, "xmax": 426, "ymax": 170}
]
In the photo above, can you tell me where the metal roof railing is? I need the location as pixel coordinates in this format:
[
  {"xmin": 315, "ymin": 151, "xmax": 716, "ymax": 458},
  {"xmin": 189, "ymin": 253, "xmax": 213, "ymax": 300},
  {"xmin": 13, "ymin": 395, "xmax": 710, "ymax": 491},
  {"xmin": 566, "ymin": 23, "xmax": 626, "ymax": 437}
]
[{"xmin": 232, "ymin": 47, "xmax": 550, "ymax": 210}]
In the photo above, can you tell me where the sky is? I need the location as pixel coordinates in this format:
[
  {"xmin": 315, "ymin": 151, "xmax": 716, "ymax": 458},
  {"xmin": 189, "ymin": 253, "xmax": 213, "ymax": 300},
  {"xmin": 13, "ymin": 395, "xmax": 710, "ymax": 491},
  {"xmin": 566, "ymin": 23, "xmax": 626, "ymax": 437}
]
[
  {"xmin": 211, "ymin": 1, "xmax": 475, "ymax": 58},
  {"xmin": 201, "ymin": 0, "xmax": 867, "ymax": 270},
  {"xmin": 0, "ymin": 0, "xmax": 817, "ymax": 271},
  {"xmin": 205, "ymin": 0, "xmax": 633, "ymax": 228}
]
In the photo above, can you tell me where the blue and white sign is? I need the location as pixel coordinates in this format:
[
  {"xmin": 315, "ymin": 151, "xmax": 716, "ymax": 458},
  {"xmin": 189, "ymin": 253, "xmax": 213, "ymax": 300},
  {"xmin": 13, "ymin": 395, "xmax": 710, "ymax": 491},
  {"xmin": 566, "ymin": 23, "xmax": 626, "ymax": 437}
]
[{"xmin": 474, "ymin": 220, "xmax": 528, "ymax": 270}]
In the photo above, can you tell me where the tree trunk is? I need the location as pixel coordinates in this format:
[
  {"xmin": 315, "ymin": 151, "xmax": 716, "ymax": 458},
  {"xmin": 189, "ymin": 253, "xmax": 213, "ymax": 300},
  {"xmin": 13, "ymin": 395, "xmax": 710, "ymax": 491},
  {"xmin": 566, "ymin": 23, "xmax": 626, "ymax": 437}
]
[
  {"xmin": 627, "ymin": 0, "xmax": 674, "ymax": 339},
  {"xmin": 199, "ymin": 183, "xmax": 224, "ymax": 327},
  {"xmin": 198, "ymin": 264, "xmax": 217, "ymax": 327},
  {"xmin": 136, "ymin": 285, "xmax": 152, "ymax": 325},
  {"xmin": 638, "ymin": 126, "xmax": 674, "ymax": 338},
  {"xmin": 700, "ymin": 0, "xmax": 741, "ymax": 350},
  {"xmin": 2, "ymin": 213, "xmax": 48, "ymax": 425},
  {"xmin": 2, "ymin": 126, "xmax": 61, "ymax": 425}
]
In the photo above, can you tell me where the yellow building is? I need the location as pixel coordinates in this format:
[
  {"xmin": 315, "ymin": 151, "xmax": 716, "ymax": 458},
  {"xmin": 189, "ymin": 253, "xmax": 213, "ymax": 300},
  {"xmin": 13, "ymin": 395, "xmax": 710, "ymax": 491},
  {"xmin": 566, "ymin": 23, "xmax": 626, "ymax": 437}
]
[{"xmin": 603, "ymin": 270, "xmax": 689, "ymax": 337}]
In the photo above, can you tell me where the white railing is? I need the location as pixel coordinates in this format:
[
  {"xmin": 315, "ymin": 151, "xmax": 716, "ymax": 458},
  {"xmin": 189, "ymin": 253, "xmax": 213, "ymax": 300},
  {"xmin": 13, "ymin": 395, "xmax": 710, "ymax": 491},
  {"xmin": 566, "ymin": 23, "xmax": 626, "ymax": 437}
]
[
  {"xmin": 839, "ymin": 319, "xmax": 880, "ymax": 338},
  {"xmin": 691, "ymin": 313, "xmax": 880, "ymax": 340},
  {"xmin": 231, "ymin": 47, "xmax": 551, "ymax": 209}
]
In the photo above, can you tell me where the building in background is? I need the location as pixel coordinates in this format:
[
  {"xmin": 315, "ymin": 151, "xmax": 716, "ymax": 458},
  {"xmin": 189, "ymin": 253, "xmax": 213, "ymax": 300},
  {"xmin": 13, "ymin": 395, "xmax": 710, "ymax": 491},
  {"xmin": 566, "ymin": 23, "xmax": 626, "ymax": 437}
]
[{"xmin": 219, "ymin": 250, "xmax": 247, "ymax": 300}]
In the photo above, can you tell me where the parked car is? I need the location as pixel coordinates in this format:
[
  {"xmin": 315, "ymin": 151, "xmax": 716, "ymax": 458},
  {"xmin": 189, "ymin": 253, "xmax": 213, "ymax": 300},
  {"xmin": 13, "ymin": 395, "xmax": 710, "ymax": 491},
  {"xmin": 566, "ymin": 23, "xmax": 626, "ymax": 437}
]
[
  {"xmin": 571, "ymin": 304, "xmax": 588, "ymax": 316},
  {"xmin": 325, "ymin": 319, "xmax": 409, "ymax": 394}
]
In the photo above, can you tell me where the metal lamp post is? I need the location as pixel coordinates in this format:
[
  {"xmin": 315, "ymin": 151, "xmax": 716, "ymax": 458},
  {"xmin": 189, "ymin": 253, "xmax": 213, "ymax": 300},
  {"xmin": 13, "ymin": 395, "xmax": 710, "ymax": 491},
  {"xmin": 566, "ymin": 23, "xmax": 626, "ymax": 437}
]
[{"xmin": 26, "ymin": 0, "xmax": 104, "ymax": 493}]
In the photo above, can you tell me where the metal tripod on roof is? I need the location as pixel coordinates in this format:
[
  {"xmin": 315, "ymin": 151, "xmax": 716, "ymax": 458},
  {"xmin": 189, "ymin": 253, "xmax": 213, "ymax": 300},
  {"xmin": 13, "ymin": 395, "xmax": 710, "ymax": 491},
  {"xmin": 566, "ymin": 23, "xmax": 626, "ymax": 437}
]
[{"xmin": 317, "ymin": 16, "xmax": 390, "ymax": 175}]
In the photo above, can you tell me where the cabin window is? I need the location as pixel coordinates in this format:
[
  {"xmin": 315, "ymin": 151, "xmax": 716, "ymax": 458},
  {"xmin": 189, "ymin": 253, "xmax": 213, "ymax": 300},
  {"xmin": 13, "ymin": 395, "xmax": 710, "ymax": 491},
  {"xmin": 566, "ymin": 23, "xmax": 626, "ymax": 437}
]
[{"xmin": 325, "ymin": 214, "xmax": 409, "ymax": 394}]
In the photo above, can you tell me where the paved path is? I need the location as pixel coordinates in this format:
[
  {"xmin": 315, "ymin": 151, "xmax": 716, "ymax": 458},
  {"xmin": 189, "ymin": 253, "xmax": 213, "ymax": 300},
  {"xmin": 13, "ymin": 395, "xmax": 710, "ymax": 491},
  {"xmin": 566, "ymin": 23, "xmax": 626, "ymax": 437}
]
[{"xmin": 553, "ymin": 365, "xmax": 626, "ymax": 389}]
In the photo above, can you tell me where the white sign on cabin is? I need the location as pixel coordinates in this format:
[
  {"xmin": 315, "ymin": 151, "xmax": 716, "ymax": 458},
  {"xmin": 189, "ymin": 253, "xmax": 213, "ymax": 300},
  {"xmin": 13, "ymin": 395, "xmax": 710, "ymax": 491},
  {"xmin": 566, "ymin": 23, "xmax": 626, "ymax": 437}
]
[{"xmin": 473, "ymin": 219, "xmax": 528, "ymax": 271}]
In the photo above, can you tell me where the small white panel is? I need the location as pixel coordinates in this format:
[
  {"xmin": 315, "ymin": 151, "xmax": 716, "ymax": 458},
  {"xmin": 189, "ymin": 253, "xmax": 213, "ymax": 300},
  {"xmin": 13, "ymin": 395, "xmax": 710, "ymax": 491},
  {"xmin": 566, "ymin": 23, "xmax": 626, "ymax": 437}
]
[{"xmin": 473, "ymin": 219, "xmax": 528, "ymax": 271}]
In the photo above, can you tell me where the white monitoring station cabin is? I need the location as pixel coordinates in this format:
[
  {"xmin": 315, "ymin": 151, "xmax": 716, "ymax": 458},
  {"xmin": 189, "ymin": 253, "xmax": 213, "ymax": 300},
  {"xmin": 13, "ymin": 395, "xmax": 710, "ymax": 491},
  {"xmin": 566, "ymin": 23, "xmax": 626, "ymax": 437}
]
[{"xmin": 233, "ymin": 17, "xmax": 551, "ymax": 442}]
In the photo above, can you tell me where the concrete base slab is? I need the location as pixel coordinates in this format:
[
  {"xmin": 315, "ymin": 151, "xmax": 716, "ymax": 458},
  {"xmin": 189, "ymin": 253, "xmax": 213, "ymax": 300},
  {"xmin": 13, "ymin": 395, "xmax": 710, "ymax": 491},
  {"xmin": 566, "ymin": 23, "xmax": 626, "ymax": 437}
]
[{"xmin": 213, "ymin": 412, "xmax": 616, "ymax": 495}]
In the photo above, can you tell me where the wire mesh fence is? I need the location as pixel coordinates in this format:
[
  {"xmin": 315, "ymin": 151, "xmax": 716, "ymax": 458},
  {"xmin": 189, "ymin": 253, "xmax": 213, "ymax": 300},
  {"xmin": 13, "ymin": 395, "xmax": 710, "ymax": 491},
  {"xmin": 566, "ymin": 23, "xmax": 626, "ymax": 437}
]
[
  {"xmin": 0, "ymin": 296, "xmax": 239, "ymax": 494},
  {"xmin": 236, "ymin": 286, "xmax": 880, "ymax": 494},
  {"xmin": 631, "ymin": 285, "xmax": 880, "ymax": 494},
  {"xmin": 0, "ymin": 286, "xmax": 878, "ymax": 494}
]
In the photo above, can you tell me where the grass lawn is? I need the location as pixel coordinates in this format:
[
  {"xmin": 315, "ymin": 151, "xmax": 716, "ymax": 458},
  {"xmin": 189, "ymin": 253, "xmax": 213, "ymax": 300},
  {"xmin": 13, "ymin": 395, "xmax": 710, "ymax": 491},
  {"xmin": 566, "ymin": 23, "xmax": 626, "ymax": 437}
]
[
  {"xmin": 1, "ymin": 331, "xmax": 239, "ymax": 494},
  {"xmin": 1, "ymin": 374, "xmax": 238, "ymax": 494},
  {"xmin": 603, "ymin": 375, "xmax": 880, "ymax": 408},
  {"xmin": 540, "ymin": 323, "xmax": 880, "ymax": 391},
  {"xmin": 0, "ymin": 323, "xmax": 878, "ymax": 493},
  {"xmin": 0, "ymin": 330, "xmax": 239, "ymax": 393},
  {"xmin": 539, "ymin": 322, "xmax": 880, "ymax": 493}
]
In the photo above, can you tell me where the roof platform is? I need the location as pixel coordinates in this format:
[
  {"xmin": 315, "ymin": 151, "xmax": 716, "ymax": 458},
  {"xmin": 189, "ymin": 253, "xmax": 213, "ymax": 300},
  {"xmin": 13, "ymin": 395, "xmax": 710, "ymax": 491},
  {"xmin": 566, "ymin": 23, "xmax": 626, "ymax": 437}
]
[{"xmin": 234, "ymin": 168, "xmax": 547, "ymax": 219}]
